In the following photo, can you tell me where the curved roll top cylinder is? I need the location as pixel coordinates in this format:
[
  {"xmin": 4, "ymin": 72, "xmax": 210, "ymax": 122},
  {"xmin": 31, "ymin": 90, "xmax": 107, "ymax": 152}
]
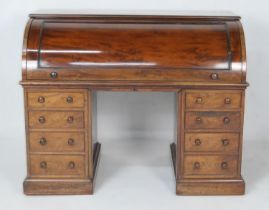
[{"xmin": 22, "ymin": 14, "xmax": 246, "ymax": 84}]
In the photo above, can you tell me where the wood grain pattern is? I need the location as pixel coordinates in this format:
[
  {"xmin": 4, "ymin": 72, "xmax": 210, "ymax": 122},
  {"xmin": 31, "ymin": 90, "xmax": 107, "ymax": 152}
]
[
  {"xmin": 29, "ymin": 154, "xmax": 85, "ymax": 177},
  {"xmin": 28, "ymin": 110, "xmax": 84, "ymax": 129},
  {"xmin": 23, "ymin": 14, "xmax": 246, "ymax": 84},
  {"xmin": 184, "ymin": 133, "xmax": 240, "ymax": 153},
  {"xmin": 39, "ymin": 22, "xmax": 230, "ymax": 70},
  {"xmin": 27, "ymin": 91, "xmax": 85, "ymax": 109},
  {"xmin": 176, "ymin": 88, "xmax": 245, "ymax": 195},
  {"xmin": 185, "ymin": 111, "xmax": 241, "ymax": 130},
  {"xmin": 26, "ymin": 69, "xmax": 243, "ymax": 83},
  {"xmin": 29, "ymin": 132, "xmax": 85, "ymax": 152},
  {"xmin": 21, "ymin": 13, "xmax": 248, "ymax": 196},
  {"xmin": 185, "ymin": 90, "xmax": 241, "ymax": 110},
  {"xmin": 24, "ymin": 179, "xmax": 93, "ymax": 195},
  {"xmin": 183, "ymin": 155, "xmax": 238, "ymax": 178},
  {"xmin": 176, "ymin": 179, "xmax": 245, "ymax": 195}
]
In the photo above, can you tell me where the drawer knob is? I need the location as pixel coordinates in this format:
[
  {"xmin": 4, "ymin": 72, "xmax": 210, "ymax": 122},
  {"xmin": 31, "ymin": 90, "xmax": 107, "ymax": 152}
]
[
  {"xmin": 223, "ymin": 117, "xmax": 230, "ymax": 124},
  {"xmin": 38, "ymin": 116, "xmax": 46, "ymax": 124},
  {"xmin": 195, "ymin": 117, "xmax": 202, "ymax": 124},
  {"xmin": 39, "ymin": 137, "xmax": 47, "ymax": 145},
  {"xmin": 38, "ymin": 96, "xmax": 45, "ymax": 103},
  {"xmin": 67, "ymin": 116, "xmax": 74, "ymax": 123},
  {"xmin": 222, "ymin": 139, "xmax": 230, "ymax": 146},
  {"xmin": 66, "ymin": 96, "xmax": 73, "ymax": 103},
  {"xmin": 68, "ymin": 161, "xmax": 75, "ymax": 169},
  {"xmin": 50, "ymin": 71, "xmax": 58, "ymax": 79},
  {"xmin": 195, "ymin": 97, "xmax": 203, "ymax": 104},
  {"xmin": 40, "ymin": 161, "xmax": 47, "ymax": 169},
  {"xmin": 193, "ymin": 162, "xmax": 200, "ymax": 169},
  {"xmin": 224, "ymin": 98, "xmax": 232, "ymax": 104},
  {"xmin": 210, "ymin": 73, "xmax": 219, "ymax": 80},
  {"xmin": 194, "ymin": 139, "xmax": 202, "ymax": 146},
  {"xmin": 221, "ymin": 161, "xmax": 228, "ymax": 169},
  {"xmin": 68, "ymin": 138, "xmax": 75, "ymax": 146}
]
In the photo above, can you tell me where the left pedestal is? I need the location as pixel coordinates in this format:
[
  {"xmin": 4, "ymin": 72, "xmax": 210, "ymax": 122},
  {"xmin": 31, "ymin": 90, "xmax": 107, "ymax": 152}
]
[{"xmin": 23, "ymin": 88, "xmax": 99, "ymax": 195}]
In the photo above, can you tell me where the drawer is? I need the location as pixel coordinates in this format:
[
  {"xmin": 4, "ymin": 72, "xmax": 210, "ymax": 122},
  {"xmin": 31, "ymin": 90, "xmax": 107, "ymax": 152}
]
[
  {"xmin": 28, "ymin": 111, "xmax": 84, "ymax": 129},
  {"xmin": 29, "ymin": 132, "xmax": 85, "ymax": 152},
  {"xmin": 27, "ymin": 91, "xmax": 85, "ymax": 109},
  {"xmin": 29, "ymin": 154, "xmax": 85, "ymax": 177},
  {"xmin": 185, "ymin": 91, "xmax": 241, "ymax": 109},
  {"xmin": 183, "ymin": 155, "xmax": 238, "ymax": 178},
  {"xmin": 184, "ymin": 133, "xmax": 240, "ymax": 153},
  {"xmin": 185, "ymin": 111, "xmax": 240, "ymax": 130}
]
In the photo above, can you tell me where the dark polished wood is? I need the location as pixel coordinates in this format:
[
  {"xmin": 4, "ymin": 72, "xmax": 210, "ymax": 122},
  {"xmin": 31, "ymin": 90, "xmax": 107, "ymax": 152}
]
[{"xmin": 21, "ymin": 13, "xmax": 248, "ymax": 195}]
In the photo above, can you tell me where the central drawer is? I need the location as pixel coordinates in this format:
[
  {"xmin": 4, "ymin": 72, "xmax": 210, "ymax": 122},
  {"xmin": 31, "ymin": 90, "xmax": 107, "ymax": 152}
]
[
  {"xmin": 28, "ymin": 111, "xmax": 84, "ymax": 129},
  {"xmin": 29, "ymin": 154, "xmax": 85, "ymax": 177},
  {"xmin": 185, "ymin": 111, "xmax": 241, "ymax": 130},
  {"xmin": 183, "ymin": 155, "xmax": 238, "ymax": 178},
  {"xmin": 29, "ymin": 132, "xmax": 85, "ymax": 152}
]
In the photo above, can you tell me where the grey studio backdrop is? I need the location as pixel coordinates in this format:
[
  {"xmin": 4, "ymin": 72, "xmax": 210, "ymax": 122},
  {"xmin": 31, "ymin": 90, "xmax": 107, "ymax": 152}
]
[{"xmin": 0, "ymin": 1, "xmax": 268, "ymax": 210}]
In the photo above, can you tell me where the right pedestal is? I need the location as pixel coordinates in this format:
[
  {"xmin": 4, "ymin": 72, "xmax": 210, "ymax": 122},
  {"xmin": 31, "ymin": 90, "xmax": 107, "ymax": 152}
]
[{"xmin": 173, "ymin": 89, "xmax": 246, "ymax": 195}]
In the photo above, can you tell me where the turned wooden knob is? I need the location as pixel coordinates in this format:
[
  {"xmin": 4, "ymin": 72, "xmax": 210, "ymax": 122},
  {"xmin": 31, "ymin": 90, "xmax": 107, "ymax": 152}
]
[
  {"xmin": 194, "ymin": 139, "xmax": 202, "ymax": 146},
  {"xmin": 224, "ymin": 98, "xmax": 231, "ymax": 104},
  {"xmin": 210, "ymin": 73, "xmax": 219, "ymax": 80},
  {"xmin": 38, "ymin": 116, "xmax": 46, "ymax": 124},
  {"xmin": 67, "ymin": 116, "xmax": 74, "ymax": 123},
  {"xmin": 195, "ymin": 117, "xmax": 202, "ymax": 124},
  {"xmin": 222, "ymin": 139, "xmax": 230, "ymax": 146},
  {"xmin": 68, "ymin": 138, "xmax": 75, "ymax": 146},
  {"xmin": 50, "ymin": 71, "xmax": 58, "ymax": 79},
  {"xmin": 66, "ymin": 96, "xmax": 73, "ymax": 103},
  {"xmin": 39, "ymin": 137, "xmax": 47, "ymax": 145},
  {"xmin": 193, "ymin": 162, "xmax": 200, "ymax": 169},
  {"xmin": 38, "ymin": 96, "xmax": 45, "ymax": 103},
  {"xmin": 221, "ymin": 162, "xmax": 228, "ymax": 169},
  {"xmin": 40, "ymin": 161, "xmax": 47, "ymax": 169},
  {"xmin": 68, "ymin": 161, "xmax": 75, "ymax": 169},
  {"xmin": 195, "ymin": 97, "xmax": 203, "ymax": 104},
  {"xmin": 223, "ymin": 117, "xmax": 230, "ymax": 124}
]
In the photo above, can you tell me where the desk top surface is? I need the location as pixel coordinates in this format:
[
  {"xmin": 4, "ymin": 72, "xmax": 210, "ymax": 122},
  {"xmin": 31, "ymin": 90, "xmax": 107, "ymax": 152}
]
[{"xmin": 29, "ymin": 10, "xmax": 240, "ymax": 20}]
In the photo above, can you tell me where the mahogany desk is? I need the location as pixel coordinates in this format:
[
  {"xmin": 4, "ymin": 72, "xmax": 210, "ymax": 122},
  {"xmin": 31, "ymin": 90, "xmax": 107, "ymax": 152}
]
[{"xmin": 20, "ymin": 13, "xmax": 248, "ymax": 195}]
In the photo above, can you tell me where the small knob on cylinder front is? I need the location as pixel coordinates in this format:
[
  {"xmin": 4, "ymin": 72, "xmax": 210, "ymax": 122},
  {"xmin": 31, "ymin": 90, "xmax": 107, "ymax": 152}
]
[
  {"xmin": 195, "ymin": 117, "xmax": 202, "ymax": 124},
  {"xmin": 50, "ymin": 72, "xmax": 58, "ymax": 79},
  {"xmin": 210, "ymin": 73, "xmax": 219, "ymax": 80}
]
